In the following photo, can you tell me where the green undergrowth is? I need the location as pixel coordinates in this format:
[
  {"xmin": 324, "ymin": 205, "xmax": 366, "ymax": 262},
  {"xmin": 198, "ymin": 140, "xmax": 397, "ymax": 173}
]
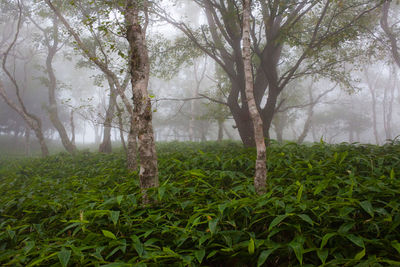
[{"xmin": 1, "ymin": 141, "xmax": 400, "ymax": 266}]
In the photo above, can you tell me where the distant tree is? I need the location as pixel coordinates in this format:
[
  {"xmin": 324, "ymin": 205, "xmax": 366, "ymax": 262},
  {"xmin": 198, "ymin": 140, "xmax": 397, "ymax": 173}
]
[
  {"xmin": 157, "ymin": 0, "xmax": 383, "ymax": 147},
  {"xmin": 381, "ymin": 0, "xmax": 400, "ymax": 68},
  {"xmin": 0, "ymin": 1, "xmax": 49, "ymax": 156},
  {"xmin": 27, "ymin": 3, "xmax": 77, "ymax": 154}
]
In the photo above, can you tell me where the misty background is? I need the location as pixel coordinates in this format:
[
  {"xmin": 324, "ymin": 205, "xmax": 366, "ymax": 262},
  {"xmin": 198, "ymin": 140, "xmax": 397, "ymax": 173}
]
[{"xmin": 0, "ymin": 0, "xmax": 399, "ymax": 156}]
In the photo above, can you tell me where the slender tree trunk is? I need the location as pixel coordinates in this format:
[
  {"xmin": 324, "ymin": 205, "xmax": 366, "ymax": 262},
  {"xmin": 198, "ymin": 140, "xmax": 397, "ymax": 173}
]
[
  {"xmin": 70, "ymin": 109, "xmax": 76, "ymax": 146},
  {"xmin": 127, "ymin": 117, "xmax": 138, "ymax": 171},
  {"xmin": 0, "ymin": 5, "xmax": 48, "ymax": 157},
  {"xmin": 223, "ymin": 124, "xmax": 233, "ymax": 140},
  {"xmin": 242, "ymin": 0, "xmax": 267, "ymax": 195},
  {"xmin": 298, "ymin": 88, "xmax": 316, "ymax": 144},
  {"xmin": 365, "ymin": 71, "xmax": 380, "ymax": 144},
  {"xmin": 44, "ymin": 16, "xmax": 77, "ymax": 154},
  {"xmin": 99, "ymin": 78, "xmax": 117, "ymax": 153},
  {"xmin": 217, "ymin": 119, "xmax": 224, "ymax": 142},
  {"xmin": 381, "ymin": 0, "xmax": 400, "ymax": 68},
  {"xmin": 24, "ymin": 127, "xmax": 30, "ymax": 156},
  {"xmin": 125, "ymin": 0, "xmax": 159, "ymax": 197},
  {"xmin": 116, "ymin": 105, "xmax": 127, "ymax": 153}
]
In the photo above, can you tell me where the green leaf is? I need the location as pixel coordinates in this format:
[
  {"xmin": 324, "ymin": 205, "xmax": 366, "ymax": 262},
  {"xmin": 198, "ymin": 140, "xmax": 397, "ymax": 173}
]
[
  {"xmin": 248, "ymin": 238, "xmax": 255, "ymax": 255},
  {"xmin": 354, "ymin": 248, "xmax": 365, "ymax": 260},
  {"xmin": 158, "ymin": 186, "xmax": 166, "ymax": 201},
  {"xmin": 391, "ymin": 240, "xmax": 400, "ymax": 255},
  {"xmin": 320, "ymin": 233, "xmax": 336, "ymax": 248},
  {"xmin": 257, "ymin": 249, "xmax": 275, "ymax": 267},
  {"xmin": 390, "ymin": 168, "xmax": 395, "ymax": 179},
  {"xmin": 102, "ymin": 230, "xmax": 117, "ymax": 240},
  {"xmin": 289, "ymin": 240, "xmax": 303, "ymax": 265},
  {"xmin": 194, "ymin": 249, "xmax": 205, "ymax": 263},
  {"xmin": 131, "ymin": 235, "xmax": 144, "ymax": 257},
  {"xmin": 24, "ymin": 241, "xmax": 35, "ymax": 255},
  {"xmin": 359, "ymin": 200, "xmax": 374, "ymax": 217},
  {"xmin": 317, "ymin": 249, "xmax": 329, "ymax": 264},
  {"xmin": 346, "ymin": 234, "xmax": 364, "ymax": 248},
  {"xmin": 116, "ymin": 195, "xmax": 123, "ymax": 205},
  {"xmin": 209, "ymin": 218, "xmax": 218, "ymax": 234},
  {"xmin": 296, "ymin": 184, "xmax": 304, "ymax": 202},
  {"xmin": 58, "ymin": 248, "xmax": 71, "ymax": 267},
  {"xmin": 110, "ymin": 211, "xmax": 120, "ymax": 226},
  {"xmin": 268, "ymin": 215, "xmax": 288, "ymax": 231},
  {"xmin": 298, "ymin": 214, "xmax": 313, "ymax": 225}
]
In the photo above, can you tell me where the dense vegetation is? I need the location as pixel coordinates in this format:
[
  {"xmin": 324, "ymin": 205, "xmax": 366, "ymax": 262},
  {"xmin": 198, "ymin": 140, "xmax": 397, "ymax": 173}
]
[{"xmin": 1, "ymin": 141, "xmax": 400, "ymax": 266}]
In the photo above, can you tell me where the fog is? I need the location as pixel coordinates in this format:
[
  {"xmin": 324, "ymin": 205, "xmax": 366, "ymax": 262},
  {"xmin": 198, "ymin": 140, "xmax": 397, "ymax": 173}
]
[{"xmin": 0, "ymin": 0, "xmax": 399, "ymax": 156}]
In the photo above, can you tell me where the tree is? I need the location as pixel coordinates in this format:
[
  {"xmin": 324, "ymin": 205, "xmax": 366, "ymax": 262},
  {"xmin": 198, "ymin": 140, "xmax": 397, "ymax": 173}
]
[
  {"xmin": 44, "ymin": 0, "xmax": 138, "ymax": 170},
  {"xmin": 381, "ymin": 0, "xmax": 400, "ymax": 68},
  {"xmin": 27, "ymin": 4, "xmax": 77, "ymax": 154},
  {"xmin": 45, "ymin": 0, "xmax": 159, "ymax": 197},
  {"xmin": 242, "ymin": 0, "xmax": 266, "ymax": 194},
  {"xmin": 125, "ymin": 0, "xmax": 159, "ymax": 195},
  {"xmin": 156, "ymin": 0, "xmax": 382, "ymax": 147},
  {"xmin": 0, "ymin": 1, "xmax": 49, "ymax": 157}
]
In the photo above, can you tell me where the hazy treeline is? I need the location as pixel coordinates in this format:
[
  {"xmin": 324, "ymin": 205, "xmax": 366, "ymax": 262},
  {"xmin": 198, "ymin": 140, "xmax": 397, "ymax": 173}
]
[{"xmin": 0, "ymin": 0, "xmax": 399, "ymax": 156}]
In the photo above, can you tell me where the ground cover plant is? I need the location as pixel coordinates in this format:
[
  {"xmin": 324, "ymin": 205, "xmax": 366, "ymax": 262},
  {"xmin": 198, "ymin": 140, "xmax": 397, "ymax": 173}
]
[{"xmin": 1, "ymin": 141, "xmax": 400, "ymax": 266}]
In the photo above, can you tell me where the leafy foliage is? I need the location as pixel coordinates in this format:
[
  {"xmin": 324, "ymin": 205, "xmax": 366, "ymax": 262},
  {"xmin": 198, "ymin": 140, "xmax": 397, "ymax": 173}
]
[{"xmin": 1, "ymin": 141, "xmax": 400, "ymax": 266}]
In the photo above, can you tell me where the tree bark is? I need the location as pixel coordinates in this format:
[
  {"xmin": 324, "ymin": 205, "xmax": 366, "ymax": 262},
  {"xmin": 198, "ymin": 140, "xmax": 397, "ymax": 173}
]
[
  {"xmin": 99, "ymin": 78, "xmax": 117, "ymax": 153},
  {"xmin": 43, "ymin": 16, "xmax": 77, "ymax": 154},
  {"xmin": 381, "ymin": 0, "xmax": 400, "ymax": 68},
  {"xmin": 127, "ymin": 116, "xmax": 138, "ymax": 171},
  {"xmin": 116, "ymin": 105, "xmax": 127, "ymax": 153},
  {"xmin": 242, "ymin": 0, "xmax": 267, "ymax": 195},
  {"xmin": 70, "ymin": 109, "xmax": 75, "ymax": 146},
  {"xmin": 125, "ymin": 0, "xmax": 159, "ymax": 196},
  {"xmin": 0, "ymin": 6, "xmax": 49, "ymax": 157}
]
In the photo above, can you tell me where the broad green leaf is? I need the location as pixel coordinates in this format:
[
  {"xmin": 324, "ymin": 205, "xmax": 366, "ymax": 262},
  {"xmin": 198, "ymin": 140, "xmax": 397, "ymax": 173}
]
[
  {"xmin": 390, "ymin": 169, "xmax": 395, "ymax": 179},
  {"xmin": 58, "ymin": 248, "xmax": 71, "ymax": 267},
  {"xmin": 268, "ymin": 215, "xmax": 288, "ymax": 231},
  {"xmin": 391, "ymin": 240, "xmax": 400, "ymax": 255},
  {"xmin": 248, "ymin": 238, "xmax": 255, "ymax": 255},
  {"xmin": 298, "ymin": 214, "xmax": 313, "ymax": 225},
  {"xmin": 209, "ymin": 218, "xmax": 218, "ymax": 234},
  {"xmin": 257, "ymin": 249, "xmax": 275, "ymax": 267},
  {"xmin": 116, "ymin": 195, "xmax": 123, "ymax": 205},
  {"xmin": 320, "ymin": 233, "xmax": 336, "ymax": 248},
  {"xmin": 354, "ymin": 248, "xmax": 365, "ymax": 260},
  {"xmin": 131, "ymin": 235, "xmax": 144, "ymax": 257},
  {"xmin": 102, "ymin": 230, "xmax": 117, "ymax": 240},
  {"xmin": 346, "ymin": 235, "xmax": 364, "ymax": 248},
  {"xmin": 158, "ymin": 186, "xmax": 166, "ymax": 201},
  {"xmin": 289, "ymin": 240, "xmax": 303, "ymax": 265},
  {"xmin": 194, "ymin": 249, "xmax": 205, "ymax": 263},
  {"xmin": 359, "ymin": 200, "xmax": 374, "ymax": 217},
  {"xmin": 317, "ymin": 249, "xmax": 328, "ymax": 264},
  {"xmin": 110, "ymin": 211, "xmax": 120, "ymax": 226}
]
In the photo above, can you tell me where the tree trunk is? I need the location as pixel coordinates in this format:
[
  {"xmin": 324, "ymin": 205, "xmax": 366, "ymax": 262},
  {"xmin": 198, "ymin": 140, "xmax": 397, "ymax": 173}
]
[
  {"xmin": 381, "ymin": 0, "xmax": 400, "ymax": 68},
  {"xmin": 45, "ymin": 16, "xmax": 77, "ymax": 154},
  {"xmin": 70, "ymin": 109, "xmax": 75, "ymax": 146},
  {"xmin": 217, "ymin": 119, "xmax": 224, "ymax": 142},
  {"xmin": 125, "ymin": 0, "xmax": 159, "ymax": 198},
  {"xmin": 365, "ymin": 71, "xmax": 380, "ymax": 145},
  {"xmin": 242, "ymin": 0, "xmax": 267, "ymax": 195},
  {"xmin": 24, "ymin": 127, "xmax": 31, "ymax": 156},
  {"xmin": 116, "ymin": 105, "xmax": 127, "ymax": 153},
  {"xmin": 99, "ymin": 78, "xmax": 117, "ymax": 153},
  {"xmin": 127, "ymin": 117, "xmax": 138, "ymax": 171}
]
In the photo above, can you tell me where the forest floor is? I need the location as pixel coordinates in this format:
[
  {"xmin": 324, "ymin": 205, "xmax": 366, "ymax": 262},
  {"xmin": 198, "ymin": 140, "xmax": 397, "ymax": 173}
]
[{"xmin": 1, "ymin": 141, "xmax": 400, "ymax": 266}]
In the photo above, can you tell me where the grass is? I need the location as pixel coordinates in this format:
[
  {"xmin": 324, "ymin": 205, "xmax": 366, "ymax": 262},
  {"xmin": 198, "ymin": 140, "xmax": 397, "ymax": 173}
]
[{"xmin": 1, "ymin": 141, "xmax": 400, "ymax": 266}]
